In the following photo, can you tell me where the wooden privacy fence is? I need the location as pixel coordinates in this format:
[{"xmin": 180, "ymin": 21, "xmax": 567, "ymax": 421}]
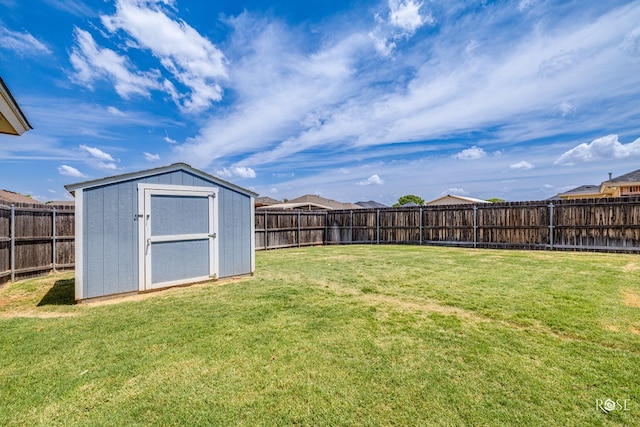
[
  {"xmin": 2, "ymin": 197, "xmax": 639, "ymax": 285},
  {"xmin": 0, "ymin": 202, "xmax": 75, "ymax": 285},
  {"xmin": 255, "ymin": 197, "xmax": 640, "ymax": 252}
]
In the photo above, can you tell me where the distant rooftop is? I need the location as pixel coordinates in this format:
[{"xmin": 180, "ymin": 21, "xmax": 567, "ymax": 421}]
[
  {"xmin": 355, "ymin": 200, "xmax": 388, "ymax": 209},
  {"xmin": 605, "ymin": 169, "xmax": 640, "ymax": 183},
  {"xmin": 0, "ymin": 189, "xmax": 42, "ymax": 205}
]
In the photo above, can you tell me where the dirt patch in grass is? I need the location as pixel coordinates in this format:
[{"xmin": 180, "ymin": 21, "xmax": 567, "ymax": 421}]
[
  {"xmin": 365, "ymin": 293, "xmax": 491, "ymax": 323},
  {"xmin": 622, "ymin": 289, "xmax": 640, "ymax": 308},
  {"xmin": 0, "ymin": 310, "xmax": 80, "ymax": 319},
  {"xmin": 622, "ymin": 262, "xmax": 640, "ymax": 272},
  {"xmin": 82, "ymin": 276, "xmax": 246, "ymax": 308}
]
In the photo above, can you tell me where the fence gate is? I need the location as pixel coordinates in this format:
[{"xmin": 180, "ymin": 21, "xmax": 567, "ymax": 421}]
[{"xmin": 138, "ymin": 184, "xmax": 218, "ymax": 291}]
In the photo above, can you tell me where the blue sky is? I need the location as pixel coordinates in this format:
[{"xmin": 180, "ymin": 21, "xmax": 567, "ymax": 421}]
[{"xmin": 1, "ymin": 0, "xmax": 640, "ymax": 205}]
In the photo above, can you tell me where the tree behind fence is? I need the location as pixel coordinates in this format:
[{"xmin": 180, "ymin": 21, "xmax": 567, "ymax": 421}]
[
  {"xmin": 0, "ymin": 202, "xmax": 75, "ymax": 285},
  {"xmin": 256, "ymin": 197, "xmax": 640, "ymax": 252}
]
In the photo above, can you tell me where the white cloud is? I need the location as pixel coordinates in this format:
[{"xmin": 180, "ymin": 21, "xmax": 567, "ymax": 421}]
[
  {"xmin": 164, "ymin": 132, "xmax": 178, "ymax": 144},
  {"xmin": 518, "ymin": 0, "xmax": 537, "ymax": 12},
  {"xmin": 0, "ymin": 27, "xmax": 51, "ymax": 55},
  {"xmin": 42, "ymin": 0, "xmax": 95, "ymax": 16},
  {"xmin": 58, "ymin": 165, "xmax": 87, "ymax": 178},
  {"xmin": 356, "ymin": 174, "xmax": 385, "ymax": 186},
  {"xmin": 70, "ymin": 27, "xmax": 161, "ymax": 98},
  {"xmin": 107, "ymin": 106, "xmax": 126, "ymax": 116},
  {"xmin": 510, "ymin": 160, "xmax": 534, "ymax": 170},
  {"xmin": 558, "ymin": 101, "xmax": 574, "ymax": 116},
  {"xmin": 371, "ymin": 0, "xmax": 433, "ymax": 55},
  {"xmin": 621, "ymin": 26, "xmax": 640, "ymax": 58},
  {"xmin": 95, "ymin": 161, "xmax": 118, "ymax": 170},
  {"xmin": 388, "ymin": 0, "xmax": 431, "ymax": 33},
  {"xmin": 144, "ymin": 152, "xmax": 160, "ymax": 161},
  {"xmin": 216, "ymin": 166, "xmax": 257, "ymax": 179},
  {"xmin": 100, "ymin": 0, "xmax": 227, "ymax": 112},
  {"xmin": 80, "ymin": 144, "xmax": 114, "ymax": 161},
  {"xmin": 454, "ymin": 146, "xmax": 487, "ymax": 160},
  {"xmin": 555, "ymin": 134, "xmax": 640, "ymax": 165},
  {"xmin": 441, "ymin": 188, "xmax": 469, "ymax": 196},
  {"xmin": 79, "ymin": 144, "xmax": 118, "ymax": 170}
]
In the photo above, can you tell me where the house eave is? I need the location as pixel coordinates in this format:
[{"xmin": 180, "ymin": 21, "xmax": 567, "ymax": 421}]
[{"xmin": 0, "ymin": 77, "xmax": 32, "ymax": 136}]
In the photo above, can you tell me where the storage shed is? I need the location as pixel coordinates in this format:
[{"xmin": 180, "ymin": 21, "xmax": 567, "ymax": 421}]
[{"xmin": 65, "ymin": 163, "xmax": 257, "ymax": 302}]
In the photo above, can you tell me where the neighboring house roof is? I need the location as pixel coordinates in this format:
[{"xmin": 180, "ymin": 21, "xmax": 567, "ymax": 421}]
[
  {"xmin": 400, "ymin": 202, "xmax": 420, "ymax": 207},
  {"xmin": 46, "ymin": 200, "xmax": 75, "ymax": 207},
  {"xmin": 426, "ymin": 194, "xmax": 490, "ymax": 206},
  {"xmin": 604, "ymin": 168, "xmax": 640, "ymax": 183},
  {"xmin": 0, "ymin": 77, "xmax": 32, "ymax": 135},
  {"xmin": 355, "ymin": 200, "xmax": 388, "ymax": 209},
  {"xmin": 257, "ymin": 201, "xmax": 335, "ymax": 211},
  {"xmin": 288, "ymin": 194, "xmax": 362, "ymax": 210},
  {"xmin": 0, "ymin": 189, "xmax": 42, "ymax": 205},
  {"xmin": 257, "ymin": 194, "xmax": 363, "ymax": 211},
  {"xmin": 557, "ymin": 185, "xmax": 601, "ymax": 199},
  {"xmin": 65, "ymin": 163, "xmax": 258, "ymax": 197},
  {"xmin": 255, "ymin": 196, "xmax": 282, "ymax": 207}
]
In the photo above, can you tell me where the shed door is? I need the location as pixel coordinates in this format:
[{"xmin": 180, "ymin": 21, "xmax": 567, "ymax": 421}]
[{"xmin": 138, "ymin": 185, "xmax": 218, "ymax": 291}]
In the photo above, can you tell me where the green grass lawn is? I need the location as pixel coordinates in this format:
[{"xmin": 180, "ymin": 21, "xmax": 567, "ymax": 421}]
[{"xmin": 1, "ymin": 245, "xmax": 639, "ymax": 426}]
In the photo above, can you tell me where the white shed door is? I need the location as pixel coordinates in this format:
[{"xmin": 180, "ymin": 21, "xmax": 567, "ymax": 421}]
[{"xmin": 138, "ymin": 184, "xmax": 218, "ymax": 291}]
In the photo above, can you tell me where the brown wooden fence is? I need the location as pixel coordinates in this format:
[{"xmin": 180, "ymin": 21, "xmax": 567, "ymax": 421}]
[
  {"xmin": 0, "ymin": 202, "xmax": 75, "ymax": 285},
  {"xmin": 256, "ymin": 197, "xmax": 640, "ymax": 252},
  {"xmin": 2, "ymin": 197, "xmax": 639, "ymax": 285}
]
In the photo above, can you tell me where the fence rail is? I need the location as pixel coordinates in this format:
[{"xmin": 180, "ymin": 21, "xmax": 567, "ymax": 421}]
[
  {"xmin": 256, "ymin": 197, "xmax": 640, "ymax": 252},
  {"xmin": 0, "ymin": 202, "xmax": 75, "ymax": 285}
]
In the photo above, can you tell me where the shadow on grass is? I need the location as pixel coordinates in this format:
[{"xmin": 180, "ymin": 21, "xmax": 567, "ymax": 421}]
[{"xmin": 37, "ymin": 278, "xmax": 75, "ymax": 306}]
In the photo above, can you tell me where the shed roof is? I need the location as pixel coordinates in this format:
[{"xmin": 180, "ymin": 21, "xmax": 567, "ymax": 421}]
[
  {"xmin": 0, "ymin": 77, "xmax": 32, "ymax": 135},
  {"xmin": 64, "ymin": 163, "xmax": 258, "ymax": 197}
]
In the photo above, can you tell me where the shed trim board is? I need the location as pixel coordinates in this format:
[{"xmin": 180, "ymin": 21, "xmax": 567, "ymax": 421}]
[
  {"xmin": 137, "ymin": 184, "xmax": 219, "ymax": 291},
  {"xmin": 250, "ymin": 199, "xmax": 255, "ymax": 273},
  {"xmin": 65, "ymin": 162, "xmax": 258, "ymax": 198},
  {"xmin": 74, "ymin": 188, "xmax": 84, "ymax": 301}
]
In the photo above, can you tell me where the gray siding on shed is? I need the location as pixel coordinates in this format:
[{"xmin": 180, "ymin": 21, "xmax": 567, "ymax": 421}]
[
  {"xmin": 80, "ymin": 169, "xmax": 253, "ymax": 299},
  {"xmin": 219, "ymin": 190, "xmax": 252, "ymax": 277}
]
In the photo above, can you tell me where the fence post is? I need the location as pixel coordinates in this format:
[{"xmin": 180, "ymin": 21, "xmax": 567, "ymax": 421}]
[
  {"xmin": 473, "ymin": 205, "xmax": 478, "ymax": 248},
  {"xmin": 297, "ymin": 211, "xmax": 301, "ymax": 248},
  {"xmin": 548, "ymin": 203, "xmax": 554, "ymax": 249},
  {"xmin": 324, "ymin": 211, "xmax": 328, "ymax": 245},
  {"xmin": 419, "ymin": 207, "xmax": 423, "ymax": 245},
  {"xmin": 264, "ymin": 211, "xmax": 268, "ymax": 250},
  {"xmin": 350, "ymin": 210, "xmax": 353, "ymax": 243},
  {"xmin": 376, "ymin": 209, "xmax": 380, "ymax": 245},
  {"xmin": 52, "ymin": 208, "xmax": 57, "ymax": 273},
  {"xmin": 10, "ymin": 204, "xmax": 15, "ymax": 282}
]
